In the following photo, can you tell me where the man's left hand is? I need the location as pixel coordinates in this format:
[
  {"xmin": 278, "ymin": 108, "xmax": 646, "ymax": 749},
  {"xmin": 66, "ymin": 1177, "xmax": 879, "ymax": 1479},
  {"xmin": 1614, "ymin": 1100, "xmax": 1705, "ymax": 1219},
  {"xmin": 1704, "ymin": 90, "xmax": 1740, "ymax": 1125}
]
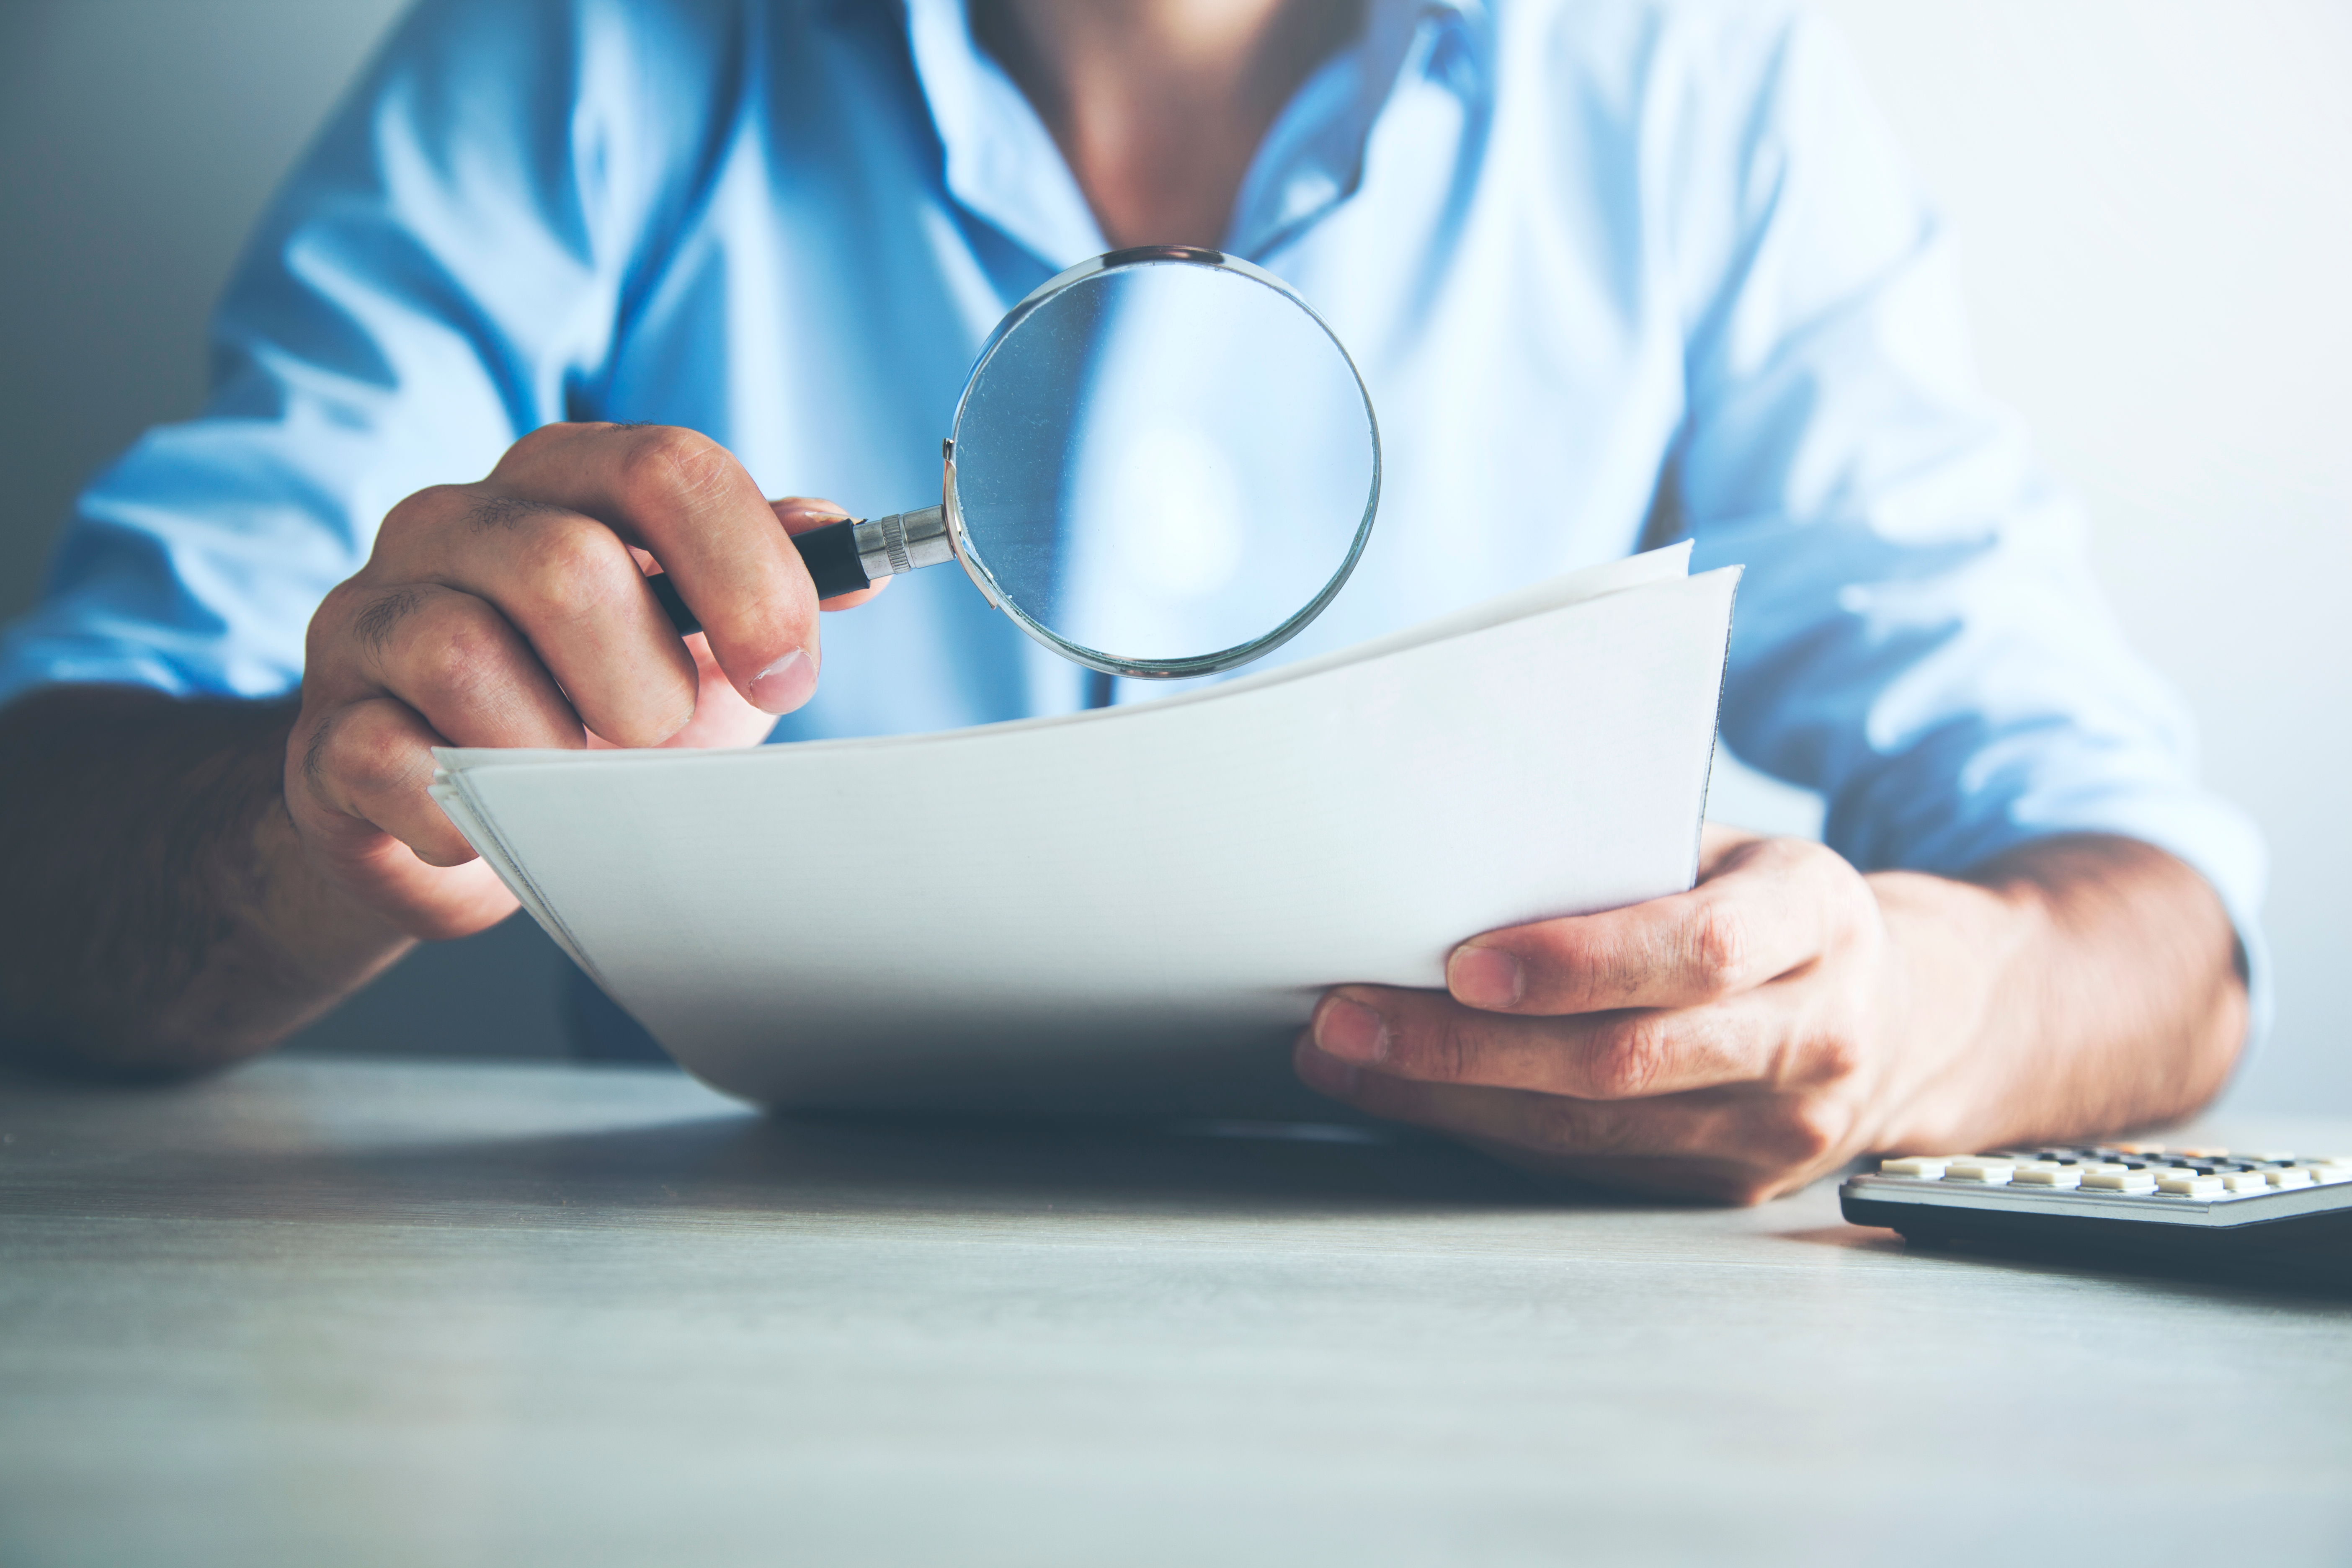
[{"xmin": 1292, "ymin": 826, "xmax": 2246, "ymax": 1204}]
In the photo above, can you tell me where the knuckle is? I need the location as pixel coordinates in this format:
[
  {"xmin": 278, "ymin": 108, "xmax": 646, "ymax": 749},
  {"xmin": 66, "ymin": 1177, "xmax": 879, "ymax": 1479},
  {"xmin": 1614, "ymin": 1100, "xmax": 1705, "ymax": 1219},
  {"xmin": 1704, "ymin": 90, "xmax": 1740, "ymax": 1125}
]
[
  {"xmin": 408, "ymin": 600, "xmax": 511, "ymax": 703},
  {"xmin": 1804, "ymin": 1027, "xmax": 1866, "ymax": 1088},
  {"xmin": 516, "ymin": 518, "xmax": 632, "ymax": 624},
  {"xmin": 326, "ymin": 708, "xmax": 423, "ymax": 799},
  {"xmin": 1768, "ymin": 1010, "xmax": 1870, "ymax": 1091},
  {"xmin": 1421, "ymin": 1015, "xmax": 1482, "ymax": 1083},
  {"xmin": 503, "ymin": 423, "xmax": 575, "ymax": 465},
  {"xmin": 1681, "ymin": 901, "xmax": 1751, "ymax": 992},
  {"xmin": 1586, "ymin": 1015, "xmax": 1672, "ymax": 1099},
  {"xmin": 377, "ymin": 483, "xmax": 466, "ymax": 546},
  {"xmin": 1799, "ymin": 842, "xmax": 1874, "ymax": 920},
  {"xmin": 1770, "ymin": 1098, "xmax": 1851, "ymax": 1167},
  {"xmin": 617, "ymin": 426, "xmax": 732, "ymax": 507},
  {"xmin": 352, "ymin": 734, "xmax": 421, "ymax": 800},
  {"xmin": 307, "ymin": 581, "xmax": 363, "ymax": 664},
  {"xmin": 317, "ymin": 576, "xmax": 369, "ymax": 623},
  {"xmin": 1834, "ymin": 872, "xmax": 1886, "ymax": 944}
]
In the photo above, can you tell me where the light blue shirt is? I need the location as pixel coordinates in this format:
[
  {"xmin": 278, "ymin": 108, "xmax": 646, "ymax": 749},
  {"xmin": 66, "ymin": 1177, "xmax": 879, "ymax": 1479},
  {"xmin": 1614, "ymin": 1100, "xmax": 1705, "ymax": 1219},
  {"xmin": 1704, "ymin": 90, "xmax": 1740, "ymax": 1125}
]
[{"xmin": 0, "ymin": 0, "xmax": 2266, "ymax": 1029}]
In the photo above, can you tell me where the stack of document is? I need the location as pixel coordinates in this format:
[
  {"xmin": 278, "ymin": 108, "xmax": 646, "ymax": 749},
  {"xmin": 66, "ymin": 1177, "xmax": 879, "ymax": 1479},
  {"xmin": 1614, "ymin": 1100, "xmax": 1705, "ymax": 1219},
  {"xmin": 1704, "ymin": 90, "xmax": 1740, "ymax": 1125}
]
[{"xmin": 432, "ymin": 544, "xmax": 1739, "ymax": 1116}]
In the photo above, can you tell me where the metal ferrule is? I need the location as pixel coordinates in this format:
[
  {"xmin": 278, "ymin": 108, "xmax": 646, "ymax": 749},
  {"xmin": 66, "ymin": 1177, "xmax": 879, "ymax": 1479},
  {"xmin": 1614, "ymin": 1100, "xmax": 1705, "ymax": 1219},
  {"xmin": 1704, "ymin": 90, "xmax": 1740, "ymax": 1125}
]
[{"xmin": 852, "ymin": 506, "xmax": 954, "ymax": 581}]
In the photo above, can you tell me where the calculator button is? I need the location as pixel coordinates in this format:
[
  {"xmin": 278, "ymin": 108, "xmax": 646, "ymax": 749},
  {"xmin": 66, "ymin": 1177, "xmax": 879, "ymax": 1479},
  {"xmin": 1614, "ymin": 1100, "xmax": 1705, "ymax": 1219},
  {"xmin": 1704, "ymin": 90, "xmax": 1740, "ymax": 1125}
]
[
  {"xmin": 2303, "ymin": 1163, "xmax": 2352, "ymax": 1186},
  {"xmin": 2080, "ymin": 1166, "xmax": 2159, "ymax": 1194},
  {"xmin": 2109, "ymin": 1142, "xmax": 2167, "ymax": 1155},
  {"xmin": 1878, "ymin": 1156, "xmax": 1952, "ymax": 1178},
  {"xmin": 2155, "ymin": 1171, "xmax": 2225, "ymax": 1197},
  {"xmin": 2219, "ymin": 1172, "xmax": 2272, "ymax": 1194},
  {"xmin": 1945, "ymin": 1158, "xmax": 2017, "ymax": 1183},
  {"xmin": 2013, "ymin": 1163, "xmax": 2083, "ymax": 1188},
  {"xmin": 2264, "ymin": 1168, "xmax": 2316, "ymax": 1190}
]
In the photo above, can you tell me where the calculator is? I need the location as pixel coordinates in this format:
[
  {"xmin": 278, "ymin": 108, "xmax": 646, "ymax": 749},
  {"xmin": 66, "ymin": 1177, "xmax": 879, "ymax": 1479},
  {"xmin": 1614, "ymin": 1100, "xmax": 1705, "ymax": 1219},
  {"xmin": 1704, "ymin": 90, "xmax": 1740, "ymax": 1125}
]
[{"xmin": 1839, "ymin": 1144, "xmax": 2352, "ymax": 1279}]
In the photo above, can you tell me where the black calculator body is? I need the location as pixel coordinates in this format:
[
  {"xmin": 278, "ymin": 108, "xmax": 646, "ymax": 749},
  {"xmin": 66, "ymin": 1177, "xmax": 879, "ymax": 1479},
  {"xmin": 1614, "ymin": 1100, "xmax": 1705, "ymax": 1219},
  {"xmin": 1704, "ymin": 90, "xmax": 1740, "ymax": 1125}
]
[{"xmin": 1839, "ymin": 1145, "xmax": 2352, "ymax": 1281}]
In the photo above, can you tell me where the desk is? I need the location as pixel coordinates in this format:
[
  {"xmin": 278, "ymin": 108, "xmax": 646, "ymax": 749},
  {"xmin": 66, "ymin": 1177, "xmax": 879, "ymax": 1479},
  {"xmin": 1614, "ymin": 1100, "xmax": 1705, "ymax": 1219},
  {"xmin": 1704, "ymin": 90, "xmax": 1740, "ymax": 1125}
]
[{"xmin": 1, "ymin": 1057, "xmax": 2347, "ymax": 1565}]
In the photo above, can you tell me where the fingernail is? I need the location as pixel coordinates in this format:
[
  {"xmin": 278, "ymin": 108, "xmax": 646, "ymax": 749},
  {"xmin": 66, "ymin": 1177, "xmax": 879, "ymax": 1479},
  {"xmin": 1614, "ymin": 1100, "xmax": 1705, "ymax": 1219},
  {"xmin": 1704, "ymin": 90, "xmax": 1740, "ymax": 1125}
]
[
  {"xmin": 1449, "ymin": 944, "xmax": 1524, "ymax": 1009},
  {"xmin": 748, "ymin": 648, "xmax": 816, "ymax": 714},
  {"xmin": 1313, "ymin": 995, "xmax": 1389, "ymax": 1063},
  {"xmin": 1294, "ymin": 1040, "xmax": 1359, "ymax": 1097}
]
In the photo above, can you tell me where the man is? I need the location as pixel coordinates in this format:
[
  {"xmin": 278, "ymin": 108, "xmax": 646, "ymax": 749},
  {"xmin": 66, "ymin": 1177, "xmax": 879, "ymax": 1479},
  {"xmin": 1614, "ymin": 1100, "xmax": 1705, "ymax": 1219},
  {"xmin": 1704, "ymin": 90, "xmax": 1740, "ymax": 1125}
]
[{"xmin": 0, "ymin": 0, "xmax": 2259, "ymax": 1201}]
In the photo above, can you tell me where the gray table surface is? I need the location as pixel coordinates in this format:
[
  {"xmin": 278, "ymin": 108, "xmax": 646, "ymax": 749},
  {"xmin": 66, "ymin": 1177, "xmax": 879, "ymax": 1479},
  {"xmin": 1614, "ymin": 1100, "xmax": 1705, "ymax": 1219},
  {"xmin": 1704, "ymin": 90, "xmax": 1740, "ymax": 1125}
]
[{"xmin": 2, "ymin": 1057, "xmax": 2347, "ymax": 1567}]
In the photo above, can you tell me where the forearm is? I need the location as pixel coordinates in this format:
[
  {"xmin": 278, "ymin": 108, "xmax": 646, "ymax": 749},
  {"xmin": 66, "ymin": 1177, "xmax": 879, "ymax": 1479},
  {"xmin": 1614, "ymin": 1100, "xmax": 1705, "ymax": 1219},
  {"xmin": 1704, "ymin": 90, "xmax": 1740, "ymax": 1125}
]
[
  {"xmin": 0, "ymin": 686, "xmax": 413, "ymax": 1075},
  {"xmin": 1875, "ymin": 833, "xmax": 2249, "ymax": 1153}
]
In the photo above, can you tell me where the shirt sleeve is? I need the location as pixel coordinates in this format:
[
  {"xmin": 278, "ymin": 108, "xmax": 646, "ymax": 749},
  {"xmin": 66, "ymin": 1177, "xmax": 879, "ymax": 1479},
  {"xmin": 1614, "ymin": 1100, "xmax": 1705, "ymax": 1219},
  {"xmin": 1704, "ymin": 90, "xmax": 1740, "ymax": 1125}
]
[
  {"xmin": 0, "ymin": 0, "xmax": 727, "ymax": 709},
  {"xmin": 1661, "ymin": 9, "xmax": 2268, "ymax": 1031}
]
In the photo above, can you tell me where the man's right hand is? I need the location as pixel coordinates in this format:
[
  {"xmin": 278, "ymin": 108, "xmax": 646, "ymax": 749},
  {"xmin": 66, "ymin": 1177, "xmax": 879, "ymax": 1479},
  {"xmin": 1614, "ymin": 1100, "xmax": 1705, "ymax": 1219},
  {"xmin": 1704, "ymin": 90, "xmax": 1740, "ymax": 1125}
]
[{"xmin": 287, "ymin": 423, "xmax": 881, "ymax": 939}]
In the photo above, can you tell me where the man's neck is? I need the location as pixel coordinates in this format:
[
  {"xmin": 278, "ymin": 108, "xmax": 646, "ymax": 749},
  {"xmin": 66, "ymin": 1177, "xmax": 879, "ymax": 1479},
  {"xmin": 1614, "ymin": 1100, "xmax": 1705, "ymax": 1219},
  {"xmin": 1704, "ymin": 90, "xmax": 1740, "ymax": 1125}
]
[{"xmin": 972, "ymin": 0, "xmax": 1366, "ymax": 250}]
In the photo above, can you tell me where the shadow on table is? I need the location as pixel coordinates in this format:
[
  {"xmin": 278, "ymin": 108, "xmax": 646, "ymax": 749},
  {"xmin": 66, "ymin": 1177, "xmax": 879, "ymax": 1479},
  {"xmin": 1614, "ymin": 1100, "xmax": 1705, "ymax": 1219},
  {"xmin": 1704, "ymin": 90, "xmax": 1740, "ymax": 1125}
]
[
  {"xmin": 1775, "ymin": 1219, "xmax": 2352, "ymax": 1304},
  {"xmin": 22, "ymin": 1098, "xmax": 1694, "ymax": 1224}
]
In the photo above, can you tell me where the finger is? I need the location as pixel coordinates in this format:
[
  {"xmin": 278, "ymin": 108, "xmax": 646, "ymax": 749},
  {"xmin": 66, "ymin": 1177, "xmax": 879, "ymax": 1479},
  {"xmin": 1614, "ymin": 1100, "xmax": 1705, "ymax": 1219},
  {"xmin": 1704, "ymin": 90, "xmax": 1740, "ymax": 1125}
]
[
  {"xmin": 369, "ymin": 486, "xmax": 703, "ymax": 745},
  {"xmin": 633, "ymin": 498, "xmax": 884, "ymax": 609},
  {"xmin": 1294, "ymin": 1035, "xmax": 1742, "ymax": 1157},
  {"xmin": 297, "ymin": 696, "xmax": 480, "ymax": 867},
  {"xmin": 774, "ymin": 498, "xmax": 890, "ymax": 610},
  {"xmin": 485, "ymin": 423, "xmax": 820, "ymax": 715},
  {"xmin": 335, "ymin": 583, "xmax": 588, "ymax": 750},
  {"xmin": 1445, "ymin": 837, "xmax": 1846, "ymax": 1015},
  {"xmin": 606, "ymin": 630, "xmax": 781, "ymax": 752},
  {"xmin": 1308, "ymin": 984, "xmax": 1790, "ymax": 1099},
  {"xmin": 1290, "ymin": 1039, "xmax": 1843, "ymax": 1203}
]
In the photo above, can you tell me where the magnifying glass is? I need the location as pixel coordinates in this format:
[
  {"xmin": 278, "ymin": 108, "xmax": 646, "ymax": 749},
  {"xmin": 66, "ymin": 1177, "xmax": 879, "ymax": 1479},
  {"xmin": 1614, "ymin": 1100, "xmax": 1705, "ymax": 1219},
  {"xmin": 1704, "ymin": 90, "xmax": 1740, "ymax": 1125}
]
[{"xmin": 651, "ymin": 246, "xmax": 1380, "ymax": 679}]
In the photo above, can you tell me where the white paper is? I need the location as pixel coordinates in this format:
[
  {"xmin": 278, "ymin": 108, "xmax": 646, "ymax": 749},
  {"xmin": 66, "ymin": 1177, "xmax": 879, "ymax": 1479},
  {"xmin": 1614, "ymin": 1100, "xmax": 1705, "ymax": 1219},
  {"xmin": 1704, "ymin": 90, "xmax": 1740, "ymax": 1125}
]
[{"xmin": 431, "ymin": 547, "xmax": 1739, "ymax": 1116}]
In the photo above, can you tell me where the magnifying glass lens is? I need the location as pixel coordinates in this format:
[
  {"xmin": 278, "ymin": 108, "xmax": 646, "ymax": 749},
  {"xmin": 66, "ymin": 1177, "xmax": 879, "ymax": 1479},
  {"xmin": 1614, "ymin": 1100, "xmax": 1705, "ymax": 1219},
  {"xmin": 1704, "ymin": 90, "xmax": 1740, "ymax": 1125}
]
[
  {"xmin": 951, "ymin": 254, "xmax": 1379, "ymax": 678},
  {"xmin": 647, "ymin": 251, "xmax": 1380, "ymax": 680}
]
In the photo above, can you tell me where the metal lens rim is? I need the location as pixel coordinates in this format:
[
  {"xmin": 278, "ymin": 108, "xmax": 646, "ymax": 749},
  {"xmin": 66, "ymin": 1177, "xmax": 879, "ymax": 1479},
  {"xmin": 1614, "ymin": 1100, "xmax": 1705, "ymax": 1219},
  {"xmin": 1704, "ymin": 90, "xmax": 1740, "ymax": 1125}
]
[{"xmin": 944, "ymin": 245, "xmax": 1382, "ymax": 681}]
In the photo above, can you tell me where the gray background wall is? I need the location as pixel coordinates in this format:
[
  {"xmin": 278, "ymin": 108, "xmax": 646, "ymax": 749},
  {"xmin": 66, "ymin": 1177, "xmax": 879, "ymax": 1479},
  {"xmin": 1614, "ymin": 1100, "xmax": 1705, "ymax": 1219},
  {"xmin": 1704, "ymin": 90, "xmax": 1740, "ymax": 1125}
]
[{"xmin": 3, "ymin": 0, "xmax": 2346, "ymax": 1109}]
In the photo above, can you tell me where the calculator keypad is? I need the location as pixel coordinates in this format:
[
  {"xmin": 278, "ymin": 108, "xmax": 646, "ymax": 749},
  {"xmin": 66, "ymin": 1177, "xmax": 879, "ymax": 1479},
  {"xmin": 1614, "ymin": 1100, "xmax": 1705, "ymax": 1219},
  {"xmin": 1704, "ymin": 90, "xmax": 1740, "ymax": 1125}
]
[{"xmin": 1872, "ymin": 1145, "xmax": 2351, "ymax": 1198}]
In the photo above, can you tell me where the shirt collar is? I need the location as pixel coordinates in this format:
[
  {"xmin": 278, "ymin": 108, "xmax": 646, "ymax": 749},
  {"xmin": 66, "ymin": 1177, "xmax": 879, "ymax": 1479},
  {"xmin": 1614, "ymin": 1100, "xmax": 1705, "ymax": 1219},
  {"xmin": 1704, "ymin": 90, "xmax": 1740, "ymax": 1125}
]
[
  {"xmin": 900, "ymin": 0, "xmax": 1492, "ymax": 271},
  {"xmin": 1228, "ymin": 0, "xmax": 1489, "ymax": 258},
  {"xmin": 903, "ymin": 0, "xmax": 1104, "ymax": 268}
]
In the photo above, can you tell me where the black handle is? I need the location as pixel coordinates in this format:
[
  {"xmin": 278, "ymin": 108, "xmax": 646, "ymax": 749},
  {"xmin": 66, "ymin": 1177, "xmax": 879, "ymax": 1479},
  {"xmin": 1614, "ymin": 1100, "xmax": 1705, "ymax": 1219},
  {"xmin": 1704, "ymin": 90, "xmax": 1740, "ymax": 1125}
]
[{"xmin": 650, "ymin": 517, "xmax": 872, "ymax": 636}]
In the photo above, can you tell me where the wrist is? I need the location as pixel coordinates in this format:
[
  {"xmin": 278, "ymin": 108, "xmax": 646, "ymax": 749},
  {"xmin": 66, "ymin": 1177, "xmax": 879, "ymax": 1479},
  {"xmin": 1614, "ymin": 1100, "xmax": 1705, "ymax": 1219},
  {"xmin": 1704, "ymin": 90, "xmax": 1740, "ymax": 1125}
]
[
  {"xmin": 0, "ymin": 689, "xmax": 416, "ymax": 1073},
  {"xmin": 1862, "ymin": 867, "xmax": 2048, "ymax": 1154},
  {"xmin": 1862, "ymin": 836, "xmax": 2249, "ymax": 1158}
]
